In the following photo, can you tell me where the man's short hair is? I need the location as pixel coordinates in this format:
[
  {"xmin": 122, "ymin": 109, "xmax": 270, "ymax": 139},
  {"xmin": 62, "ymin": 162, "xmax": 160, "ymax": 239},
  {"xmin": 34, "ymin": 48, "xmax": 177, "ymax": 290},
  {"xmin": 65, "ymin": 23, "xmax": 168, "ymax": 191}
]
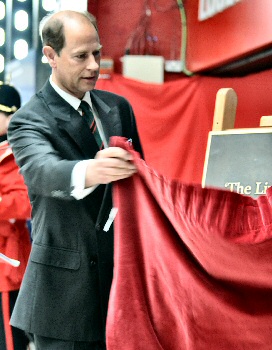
[{"xmin": 39, "ymin": 10, "xmax": 98, "ymax": 56}]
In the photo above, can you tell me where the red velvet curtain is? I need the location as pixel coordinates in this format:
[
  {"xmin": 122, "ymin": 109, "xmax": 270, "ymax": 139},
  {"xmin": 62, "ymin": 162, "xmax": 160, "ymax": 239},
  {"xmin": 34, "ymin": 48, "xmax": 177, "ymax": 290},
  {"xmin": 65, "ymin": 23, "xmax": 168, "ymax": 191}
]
[
  {"xmin": 107, "ymin": 137, "xmax": 272, "ymax": 350},
  {"xmin": 96, "ymin": 70, "xmax": 272, "ymax": 184}
]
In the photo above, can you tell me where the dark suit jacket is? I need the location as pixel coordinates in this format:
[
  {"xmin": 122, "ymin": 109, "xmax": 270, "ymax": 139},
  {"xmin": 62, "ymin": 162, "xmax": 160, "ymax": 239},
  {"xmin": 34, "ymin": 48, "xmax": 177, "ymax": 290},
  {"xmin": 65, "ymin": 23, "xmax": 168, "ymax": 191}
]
[{"xmin": 7, "ymin": 80, "xmax": 143, "ymax": 342}]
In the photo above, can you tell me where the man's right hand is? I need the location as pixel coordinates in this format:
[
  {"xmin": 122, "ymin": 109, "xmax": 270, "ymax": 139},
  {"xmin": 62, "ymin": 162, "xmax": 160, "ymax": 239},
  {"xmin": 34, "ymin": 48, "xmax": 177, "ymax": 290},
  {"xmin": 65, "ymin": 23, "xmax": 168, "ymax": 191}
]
[{"xmin": 85, "ymin": 147, "xmax": 137, "ymax": 188}]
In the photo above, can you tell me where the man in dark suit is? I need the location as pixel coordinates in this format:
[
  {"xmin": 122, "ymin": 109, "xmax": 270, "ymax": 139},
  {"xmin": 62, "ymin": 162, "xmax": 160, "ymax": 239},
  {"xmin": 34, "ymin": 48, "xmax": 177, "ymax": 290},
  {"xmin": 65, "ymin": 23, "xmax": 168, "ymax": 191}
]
[{"xmin": 8, "ymin": 10, "xmax": 142, "ymax": 350}]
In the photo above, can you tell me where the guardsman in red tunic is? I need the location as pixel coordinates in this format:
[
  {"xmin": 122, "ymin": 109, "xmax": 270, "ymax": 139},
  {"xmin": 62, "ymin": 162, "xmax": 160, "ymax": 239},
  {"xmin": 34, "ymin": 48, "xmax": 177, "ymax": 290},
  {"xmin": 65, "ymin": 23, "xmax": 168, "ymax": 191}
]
[{"xmin": 0, "ymin": 83, "xmax": 32, "ymax": 350}]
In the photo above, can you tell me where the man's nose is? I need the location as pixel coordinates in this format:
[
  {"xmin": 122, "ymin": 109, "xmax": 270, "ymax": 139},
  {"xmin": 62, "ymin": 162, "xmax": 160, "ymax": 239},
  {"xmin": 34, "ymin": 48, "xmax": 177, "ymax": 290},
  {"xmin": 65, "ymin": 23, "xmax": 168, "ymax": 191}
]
[{"xmin": 86, "ymin": 55, "xmax": 99, "ymax": 70}]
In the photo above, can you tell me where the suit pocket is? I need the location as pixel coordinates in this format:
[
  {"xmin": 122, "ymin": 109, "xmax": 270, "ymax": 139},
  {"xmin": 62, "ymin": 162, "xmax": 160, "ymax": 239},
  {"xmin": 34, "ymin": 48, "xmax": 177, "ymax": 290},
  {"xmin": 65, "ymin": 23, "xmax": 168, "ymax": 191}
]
[{"xmin": 30, "ymin": 243, "xmax": 80, "ymax": 270}]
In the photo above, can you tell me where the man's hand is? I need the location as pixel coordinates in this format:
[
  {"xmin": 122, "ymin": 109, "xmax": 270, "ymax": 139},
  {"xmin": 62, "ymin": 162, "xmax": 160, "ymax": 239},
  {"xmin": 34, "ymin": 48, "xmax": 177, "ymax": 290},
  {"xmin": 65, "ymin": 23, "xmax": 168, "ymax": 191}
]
[{"xmin": 85, "ymin": 147, "xmax": 137, "ymax": 187}]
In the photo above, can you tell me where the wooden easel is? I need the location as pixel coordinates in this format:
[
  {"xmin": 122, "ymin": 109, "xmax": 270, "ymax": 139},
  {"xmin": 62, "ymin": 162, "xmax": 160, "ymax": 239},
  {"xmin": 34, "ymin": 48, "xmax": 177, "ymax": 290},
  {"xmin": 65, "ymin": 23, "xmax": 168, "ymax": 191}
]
[
  {"xmin": 202, "ymin": 88, "xmax": 272, "ymax": 197},
  {"xmin": 212, "ymin": 87, "xmax": 272, "ymax": 131},
  {"xmin": 212, "ymin": 88, "xmax": 237, "ymax": 131}
]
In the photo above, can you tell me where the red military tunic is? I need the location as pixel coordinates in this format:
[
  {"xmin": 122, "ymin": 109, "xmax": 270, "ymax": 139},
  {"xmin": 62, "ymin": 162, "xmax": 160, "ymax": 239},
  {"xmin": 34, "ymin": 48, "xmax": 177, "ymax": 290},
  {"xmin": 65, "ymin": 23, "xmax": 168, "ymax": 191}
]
[
  {"xmin": 0, "ymin": 140, "xmax": 32, "ymax": 350},
  {"xmin": 0, "ymin": 139, "xmax": 31, "ymax": 292}
]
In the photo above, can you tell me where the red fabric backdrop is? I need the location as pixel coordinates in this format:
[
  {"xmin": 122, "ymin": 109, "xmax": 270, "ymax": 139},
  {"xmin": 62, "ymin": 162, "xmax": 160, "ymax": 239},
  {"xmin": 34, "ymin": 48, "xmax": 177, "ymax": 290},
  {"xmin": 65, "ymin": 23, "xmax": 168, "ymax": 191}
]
[
  {"xmin": 88, "ymin": 0, "xmax": 182, "ymax": 75},
  {"xmin": 96, "ymin": 70, "xmax": 272, "ymax": 184}
]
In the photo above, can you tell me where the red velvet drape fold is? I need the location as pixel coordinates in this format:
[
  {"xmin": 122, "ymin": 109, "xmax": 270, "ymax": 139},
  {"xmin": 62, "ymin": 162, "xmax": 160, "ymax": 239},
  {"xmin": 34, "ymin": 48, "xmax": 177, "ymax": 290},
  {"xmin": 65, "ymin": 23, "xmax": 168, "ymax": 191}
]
[{"xmin": 107, "ymin": 137, "xmax": 272, "ymax": 350}]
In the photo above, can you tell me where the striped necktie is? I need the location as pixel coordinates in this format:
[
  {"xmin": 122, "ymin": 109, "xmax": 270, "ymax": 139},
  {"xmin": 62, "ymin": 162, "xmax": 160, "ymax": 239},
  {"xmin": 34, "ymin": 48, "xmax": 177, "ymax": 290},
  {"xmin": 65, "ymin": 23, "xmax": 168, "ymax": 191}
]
[{"xmin": 80, "ymin": 101, "xmax": 104, "ymax": 150}]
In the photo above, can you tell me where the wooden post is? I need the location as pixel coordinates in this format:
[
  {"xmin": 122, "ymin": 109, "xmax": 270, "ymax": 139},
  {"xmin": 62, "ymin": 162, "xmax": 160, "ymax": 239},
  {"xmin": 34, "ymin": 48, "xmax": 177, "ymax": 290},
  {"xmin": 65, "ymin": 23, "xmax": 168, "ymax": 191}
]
[{"xmin": 212, "ymin": 88, "xmax": 237, "ymax": 131}]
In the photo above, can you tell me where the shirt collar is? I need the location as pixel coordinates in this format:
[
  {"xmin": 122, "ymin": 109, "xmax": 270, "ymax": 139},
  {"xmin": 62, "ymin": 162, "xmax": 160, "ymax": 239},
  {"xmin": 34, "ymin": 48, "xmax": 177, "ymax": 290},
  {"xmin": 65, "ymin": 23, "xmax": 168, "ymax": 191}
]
[{"xmin": 49, "ymin": 75, "xmax": 93, "ymax": 111}]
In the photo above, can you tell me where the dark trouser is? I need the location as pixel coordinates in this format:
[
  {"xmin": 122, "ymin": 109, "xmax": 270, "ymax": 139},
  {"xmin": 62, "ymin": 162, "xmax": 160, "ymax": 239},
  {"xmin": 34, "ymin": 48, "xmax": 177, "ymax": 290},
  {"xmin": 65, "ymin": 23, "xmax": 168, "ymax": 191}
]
[
  {"xmin": 33, "ymin": 335, "xmax": 106, "ymax": 350},
  {"xmin": 0, "ymin": 290, "xmax": 30, "ymax": 350}
]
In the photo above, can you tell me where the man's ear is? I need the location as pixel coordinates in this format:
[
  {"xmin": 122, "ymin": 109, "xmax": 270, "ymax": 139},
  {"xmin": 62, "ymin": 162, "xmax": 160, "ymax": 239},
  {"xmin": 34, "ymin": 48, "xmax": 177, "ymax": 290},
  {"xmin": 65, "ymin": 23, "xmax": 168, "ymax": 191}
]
[{"xmin": 43, "ymin": 46, "xmax": 58, "ymax": 68}]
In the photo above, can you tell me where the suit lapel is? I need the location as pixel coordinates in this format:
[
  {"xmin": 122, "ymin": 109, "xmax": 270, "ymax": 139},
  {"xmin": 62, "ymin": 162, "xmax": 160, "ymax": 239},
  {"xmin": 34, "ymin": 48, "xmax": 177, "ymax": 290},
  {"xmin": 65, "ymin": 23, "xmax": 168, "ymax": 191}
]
[
  {"xmin": 91, "ymin": 91, "xmax": 122, "ymax": 144},
  {"xmin": 59, "ymin": 109, "xmax": 99, "ymax": 158},
  {"xmin": 41, "ymin": 82, "xmax": 122, "ymax": 151},
  {"xmin": 40, "ymin": 82, "xmax": 99, "ymax": 159}
]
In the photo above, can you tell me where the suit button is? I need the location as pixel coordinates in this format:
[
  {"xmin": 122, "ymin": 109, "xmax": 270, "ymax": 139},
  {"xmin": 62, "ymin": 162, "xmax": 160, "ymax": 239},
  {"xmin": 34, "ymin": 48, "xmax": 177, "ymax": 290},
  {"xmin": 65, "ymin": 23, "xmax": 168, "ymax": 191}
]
[{"xmin": 90, "ymin": 260, "xmax": 96, "ymax": 266}]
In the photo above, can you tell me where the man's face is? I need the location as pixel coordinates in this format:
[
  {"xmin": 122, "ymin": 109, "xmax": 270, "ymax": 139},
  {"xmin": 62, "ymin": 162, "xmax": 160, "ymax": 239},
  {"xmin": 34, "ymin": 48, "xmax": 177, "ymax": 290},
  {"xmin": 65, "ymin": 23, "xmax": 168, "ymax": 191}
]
[{"xmin": 49, "ymin": 19, "xmax": 102, "ymax": 99}]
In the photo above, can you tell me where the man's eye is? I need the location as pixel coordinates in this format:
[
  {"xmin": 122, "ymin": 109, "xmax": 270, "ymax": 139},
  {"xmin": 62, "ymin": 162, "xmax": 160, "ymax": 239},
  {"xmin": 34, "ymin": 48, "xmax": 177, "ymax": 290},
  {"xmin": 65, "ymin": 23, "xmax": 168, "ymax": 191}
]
[
  {"xmin": 77, "ymin": 54, "xmax": 87, "ymax": 59},
  {"xmin": 93, "ymin": 51, "xmax": 101, "ymax": 57}
]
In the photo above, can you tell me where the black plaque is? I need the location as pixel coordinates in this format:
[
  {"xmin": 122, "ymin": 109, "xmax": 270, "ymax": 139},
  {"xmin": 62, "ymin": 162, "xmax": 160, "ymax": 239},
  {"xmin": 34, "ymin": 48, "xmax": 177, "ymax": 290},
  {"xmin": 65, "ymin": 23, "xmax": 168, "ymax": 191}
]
[{"xmin": 202, "ymin": 128, "xmax": 272, "ymax": 198}]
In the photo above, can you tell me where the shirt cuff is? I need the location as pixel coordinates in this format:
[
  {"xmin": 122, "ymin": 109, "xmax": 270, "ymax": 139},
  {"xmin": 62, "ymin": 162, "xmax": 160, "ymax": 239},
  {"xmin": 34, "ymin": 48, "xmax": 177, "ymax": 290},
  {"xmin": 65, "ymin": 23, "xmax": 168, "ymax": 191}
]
[{"xmin": 71, "ymin": 160, "xmax": 97, "ymax": 200}]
